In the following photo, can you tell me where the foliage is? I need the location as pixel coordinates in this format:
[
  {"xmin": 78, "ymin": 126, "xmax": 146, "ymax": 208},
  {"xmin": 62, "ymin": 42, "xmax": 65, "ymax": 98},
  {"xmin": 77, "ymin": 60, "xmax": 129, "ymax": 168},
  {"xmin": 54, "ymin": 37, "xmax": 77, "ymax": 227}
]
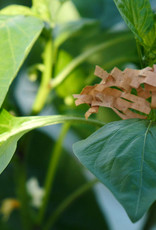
[
  {"xmin": 0, "ymin": 0, "xmax": 156, "ymax": 229},
  {"xmin": 73, "ymin": 0, "xmax": 156, "ymax": 226},
  {"xmin": 0, "ymin": 15, "xmax": 43, "ymax": 107},
  {"xmin": 113, "ymin": 0, "xmax": 156, "ymax": 65},
  {"xmin": 74, "ymin": 119, "xmax": 156, "ymax": 222}
]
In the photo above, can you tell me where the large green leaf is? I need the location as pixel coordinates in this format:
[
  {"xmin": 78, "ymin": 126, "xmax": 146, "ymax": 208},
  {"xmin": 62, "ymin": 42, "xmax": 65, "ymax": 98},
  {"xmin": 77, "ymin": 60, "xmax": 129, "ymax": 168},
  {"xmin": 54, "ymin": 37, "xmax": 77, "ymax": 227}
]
[
  {"xmin": 113, "ymin": 0, "xmax": 156, "ymax": 49},
  {"xmin": 0, "ymin": 109, "xmax": 104, "ymax": 175},
  {"xmin": 73, "ymin": 119, "xmax": 156, "ymax": 222},
  {"xmin": 0, "ymin": 15, "xmax": 43, "ymax": 107}
]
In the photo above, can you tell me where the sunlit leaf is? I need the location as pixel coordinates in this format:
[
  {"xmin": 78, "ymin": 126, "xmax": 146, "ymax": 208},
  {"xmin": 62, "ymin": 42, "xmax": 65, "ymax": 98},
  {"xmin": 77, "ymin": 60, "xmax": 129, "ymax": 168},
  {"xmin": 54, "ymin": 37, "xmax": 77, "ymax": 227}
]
[
  {"xmin": 0, "ymin": 15, "xmax": 43, "ymax": 107},
  {"xmin": 32, "ymin": 0, "xmax": 51, "ymax": 22},
  {"xmin": 49, "ymin": 0, "xmax": 80, "ymax": 23}
]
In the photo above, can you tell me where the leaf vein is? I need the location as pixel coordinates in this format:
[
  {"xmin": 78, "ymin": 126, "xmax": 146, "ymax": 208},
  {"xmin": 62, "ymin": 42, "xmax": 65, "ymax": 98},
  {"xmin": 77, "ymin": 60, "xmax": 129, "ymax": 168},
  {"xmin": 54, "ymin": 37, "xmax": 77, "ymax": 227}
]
[
  {"xmin": 6, "ymin": 25, "xmax": 16, "ymax": 72},
  {"xmin": 135, "ymin": 120, "xmax": 152, "ymax": 218}
]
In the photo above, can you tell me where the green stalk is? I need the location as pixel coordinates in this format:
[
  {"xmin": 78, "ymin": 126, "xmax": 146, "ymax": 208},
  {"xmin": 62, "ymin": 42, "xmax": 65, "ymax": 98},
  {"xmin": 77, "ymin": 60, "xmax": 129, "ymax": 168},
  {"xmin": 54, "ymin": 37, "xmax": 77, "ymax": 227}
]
[
  {"xmin": 14, "ymin": 135, "xmax": 34, "ymax": 230},
  {"xmin": 37, "ymin": 123, "xmax": 70, "ymax": 225},
  {"xmin": 14, "ymin": 163, "xmax": 33, "ymax": 230},
  {"xmin": 51, "ymin": 34, "xmax": 133, "ymax": 88},
  {"xmin": 136, "ymin": 40, "xmax": 144, "ymax": 68},
  {"xmin": 16, "ymin": 115, "xmax": 105, "ymax": 133},
  {"xmin": 44, "ymin": 179, "xmax": 99, "ymax": 230},
  {"xmin": 0, "ymin": 114, "xmax": 105, "ymax": 144},
  {"xmin": 32, "ymin": 39, "xmax": 53, "ymax": 114}
]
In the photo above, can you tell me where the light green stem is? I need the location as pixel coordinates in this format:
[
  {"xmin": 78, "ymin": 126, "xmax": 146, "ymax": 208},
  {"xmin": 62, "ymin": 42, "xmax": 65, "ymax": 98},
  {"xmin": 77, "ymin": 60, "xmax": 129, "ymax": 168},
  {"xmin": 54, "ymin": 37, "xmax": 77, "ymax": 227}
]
[
  {"xmin": 44, "ymin": 179, "xmax": 99, "ymax": 230},
  {"xmin": 51, "ymin": 34, "xmax": 133, "ymax": 88},
  {"xmin": 37, "ymin": 123, "xmax": 70, "ymax": 224},
  {"xmin": 0, "ymin": 114, "xmax": 105, "ymax": 144},
  {"xmin": 17, "ymin": 115, "xmax": 105, "ymax": 132},
  {"xmin": 32, "ymin": 39, "xmax": 53, "ymax": 114}
]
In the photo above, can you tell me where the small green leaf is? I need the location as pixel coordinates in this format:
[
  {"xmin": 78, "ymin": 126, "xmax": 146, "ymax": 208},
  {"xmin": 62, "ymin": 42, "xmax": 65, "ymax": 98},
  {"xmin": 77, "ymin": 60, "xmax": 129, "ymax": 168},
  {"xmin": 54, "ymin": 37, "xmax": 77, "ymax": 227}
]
[
  {"xmin": 32, "ymin": 0, "xmax": 51, "ymax": 22},
  {"xmin": 49, "ymin": 0, "xmax": 80, "ymax": 23},
  {"xmin": 73, "ymin": 119, "xmax": 156, "ymax": 222},
  {"xmin": 0, "ymin": 15, "xmax": 43, "ymax": 108},
  {"xmin": 113, "ymin": 0, "xmax": 156, "ymax": 49},
  {"xmin": 0, "ymin": 109, "xmax": 104, "ymax": 175},
  {"xmin": 55, "ymin": 50, "xmax": 85, "ymax": 98}
]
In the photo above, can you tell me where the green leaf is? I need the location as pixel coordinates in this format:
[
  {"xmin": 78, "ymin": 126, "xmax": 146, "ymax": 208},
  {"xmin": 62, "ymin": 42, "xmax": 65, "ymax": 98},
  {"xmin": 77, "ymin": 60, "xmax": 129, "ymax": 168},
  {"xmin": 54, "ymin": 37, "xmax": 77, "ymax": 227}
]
[
  {"xmin": 0, "ymin": 15, "xmax": 43, "ymax": 107},
  {"xmin": 113, "ymin": 0, "xmax": 156, "ymax": 49},
  {"xmin": 55, "ymin": 50, "xmax": 85, "ymax": 98},
  {"xmin": 32, "ymin": 0, "xmax": 51, "ymax": 22},
  {"xmin": 49, "ymin": 0, "xmax": 80, "ymax": 23},
  {"xmin": 73, "ymin": 119, "xmax": 156, "ymax": 222},
  {"xmin": 0, "ymin": 5, "xmax": 33, "ymax": 16},
  {"xmin": 0, "ymin": 109, "xmax": 104, "ymax": 175}
]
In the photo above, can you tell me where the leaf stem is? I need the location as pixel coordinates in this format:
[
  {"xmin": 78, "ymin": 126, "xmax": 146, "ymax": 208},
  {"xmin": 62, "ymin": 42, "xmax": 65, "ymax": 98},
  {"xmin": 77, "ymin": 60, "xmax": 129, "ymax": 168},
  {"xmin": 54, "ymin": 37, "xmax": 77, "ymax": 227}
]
[
  {"xmin": 14, "ymin": 135, "xmax": 34, "ymax": 230},
  {"xmin": 17, "ymin": 115, "xmax": 105, "ymax": 133},
  {"xmin": 50, "ymin": 34, "xmax": 133, "ymax": 88},
  {"xmin": 136, "ymin": 39, "xmax": 144, "ymax": 68},
  {"xmin": 43, "ymin": 179, "xmax": 99, "ymax": 230},
  {"xmin": 0, "ymin": 113, "xmax": 105, "ymax": 143},
  {"xmin": 37, "ymin": 123, "xmax": 70, "ymax": 225},
  {"xmin": 32, "ymin": 38, "xmax": 53, "ymax": 114}
]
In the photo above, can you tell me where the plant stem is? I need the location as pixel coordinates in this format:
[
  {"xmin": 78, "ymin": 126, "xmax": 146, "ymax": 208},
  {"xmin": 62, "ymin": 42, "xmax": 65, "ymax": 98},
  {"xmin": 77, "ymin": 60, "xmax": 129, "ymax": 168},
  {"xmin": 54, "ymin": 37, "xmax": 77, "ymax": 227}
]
[
  {"xmin": 0, "ymin": 115, "xmax": 105, "ymax": 144},
  {"xmin": 136, "ymin": 40, "xmax": 144, "ymax": 68},
  {"xmin": 44, "ymin": 179, "xmax": 99, "ymax": 230},
  {"xmin": 32, "ymin": 39, "xmax": 53, "ymax": 114},
  {"xmin": 14, "ymin": 134, "xmax": 34, "ymax": 230},
  {"xmin": 16, "ymin": 115, "xmax": 105, "ymax": 133},
  {"xmin": 50, "ymin": 34, "xmax": 133, "ymax": 88},
  {"xmin": 37, "ymin": 123, "xmax": 70, "ymax": 225},
  {"xmin": 15, "ymin": 165, "xmax": 34, "ymax": 230}
]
